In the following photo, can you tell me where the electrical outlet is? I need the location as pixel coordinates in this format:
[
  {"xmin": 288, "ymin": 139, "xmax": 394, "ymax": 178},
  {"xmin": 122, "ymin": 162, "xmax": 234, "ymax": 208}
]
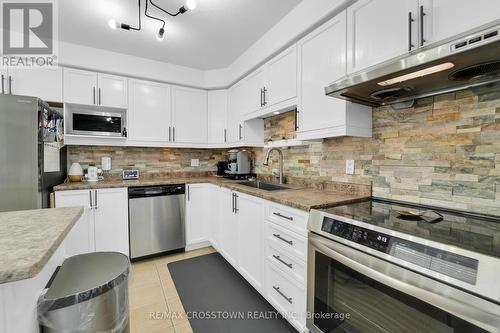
[
  {"xmin": 345, "ymin": 160, "xmax": 355, "ymax": 175},
  {"xmin": 191, "ymin": 159, "xmax": 200, "ymax": 167}
]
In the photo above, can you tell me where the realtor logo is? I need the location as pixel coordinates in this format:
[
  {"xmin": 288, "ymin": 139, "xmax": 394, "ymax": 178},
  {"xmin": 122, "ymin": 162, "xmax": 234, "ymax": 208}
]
[{"xmin": 1, "ymin": 0, "xmax": 58, "ymax": 68}]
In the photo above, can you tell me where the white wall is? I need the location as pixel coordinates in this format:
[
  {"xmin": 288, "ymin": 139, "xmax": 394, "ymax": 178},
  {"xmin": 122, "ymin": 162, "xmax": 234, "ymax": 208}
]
[{"xmin": 59, "ymin": 0, "xmax": 354, "ymax": 89}]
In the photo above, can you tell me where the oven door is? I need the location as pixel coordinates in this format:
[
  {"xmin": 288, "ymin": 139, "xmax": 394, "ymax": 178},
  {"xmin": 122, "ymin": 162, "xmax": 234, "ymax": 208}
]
[
  {"xmin": 307, "ymin": 232, "xmax": 500, "ymax": 333},
  {"xmin": 68, "ymin": 110, "xmax": 125, "ymax": 137}
]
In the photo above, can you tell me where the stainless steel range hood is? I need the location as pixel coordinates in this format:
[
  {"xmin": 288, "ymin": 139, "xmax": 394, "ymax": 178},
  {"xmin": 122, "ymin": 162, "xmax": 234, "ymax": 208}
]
[{"xmin": 325, "ymin": 23, "xmax": 500, "ymax": 107}]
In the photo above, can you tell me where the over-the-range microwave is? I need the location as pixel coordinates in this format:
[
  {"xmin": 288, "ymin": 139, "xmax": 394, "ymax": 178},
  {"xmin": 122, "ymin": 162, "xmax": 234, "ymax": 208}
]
[{"xmin": 66, "ymin": 108, "xmax": 127, "ymax": 137}]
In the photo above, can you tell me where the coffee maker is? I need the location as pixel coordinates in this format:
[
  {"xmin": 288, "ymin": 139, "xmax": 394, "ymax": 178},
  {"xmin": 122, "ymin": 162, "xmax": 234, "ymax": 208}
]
[{"xmin": 217, "ymin": 149, "xmax": 252, "ymax": 179}]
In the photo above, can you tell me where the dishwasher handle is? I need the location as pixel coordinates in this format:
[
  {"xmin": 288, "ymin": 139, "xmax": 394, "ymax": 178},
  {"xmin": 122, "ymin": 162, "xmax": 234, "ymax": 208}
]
[{"xmin": 128, "ymin": 185, "xmax": 185, "ymax": 198}]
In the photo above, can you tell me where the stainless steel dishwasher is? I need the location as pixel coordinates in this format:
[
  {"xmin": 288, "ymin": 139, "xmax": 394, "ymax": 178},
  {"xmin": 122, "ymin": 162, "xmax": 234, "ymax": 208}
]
[{"xmin": 128, "ymin": 185, "xmax": 185, "ymax": 260}]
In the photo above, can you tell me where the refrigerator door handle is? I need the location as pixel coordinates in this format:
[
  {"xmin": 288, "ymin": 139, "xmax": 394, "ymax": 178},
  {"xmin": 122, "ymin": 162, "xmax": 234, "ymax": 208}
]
[
  {"xmin": 1, "ymin": 74, "xmax": 4, "ymax": 94},
  {"xmin": 8, "ymin": 76, "xmax": 12, "ymax": 94}
]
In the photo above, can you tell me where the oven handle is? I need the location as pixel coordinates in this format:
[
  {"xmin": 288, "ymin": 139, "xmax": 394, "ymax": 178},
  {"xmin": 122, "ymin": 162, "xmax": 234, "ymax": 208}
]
[{"xmin": 308, "ymin": 233, "xmax": 500, "ymax": 333}]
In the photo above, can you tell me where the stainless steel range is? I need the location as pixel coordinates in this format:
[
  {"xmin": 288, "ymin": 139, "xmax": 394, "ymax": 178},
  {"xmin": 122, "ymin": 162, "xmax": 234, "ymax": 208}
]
[{"xmin": 307, "ymin": 198, "xmax": 500, "ymax": 333}]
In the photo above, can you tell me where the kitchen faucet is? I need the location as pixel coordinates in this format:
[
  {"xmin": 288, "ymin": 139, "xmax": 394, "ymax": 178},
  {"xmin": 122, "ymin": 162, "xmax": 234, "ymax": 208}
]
[{"xmin": 263, "ymin": 148, "xmax": 284, "ymax": 184}]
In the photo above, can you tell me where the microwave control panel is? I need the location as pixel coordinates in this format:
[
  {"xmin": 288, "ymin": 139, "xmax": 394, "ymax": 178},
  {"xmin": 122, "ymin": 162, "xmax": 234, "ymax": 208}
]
[{"xmin": 321, "ymin": 217, "xmax": 391, "ymax": 253}]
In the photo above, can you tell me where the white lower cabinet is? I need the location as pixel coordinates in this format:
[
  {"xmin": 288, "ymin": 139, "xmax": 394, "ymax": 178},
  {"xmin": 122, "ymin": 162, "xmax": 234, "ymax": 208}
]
[
  {"xmin": 185, "ymin": 184, "xmax": 211, "ymax": 250},
  {"xmin": 235, "ymin": 192, "xmax": 265, "ymax": 293},
  {"xmin": 188, "ymin": 184, "xmax": 309, "ymax": 332},
  {"xmin": 55, "ymin": 188, "xmax": 129, "ymax": 256}
]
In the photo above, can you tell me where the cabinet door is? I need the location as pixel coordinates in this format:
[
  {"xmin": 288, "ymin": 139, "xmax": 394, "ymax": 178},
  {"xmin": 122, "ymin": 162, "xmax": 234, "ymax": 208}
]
[
  {"xmin": 226, "ymin": 82, "xmax": 244, "ymax": 143},
  {"xmin": 185, "ymin": 184, "xmax": 210, "ymax": 247},
  {"xmin": 236, "ymin": 192, "xmax": 265, "ymax": 292},
  {"xmin": 420, "ymin": 0, "xmax": 499, "ymax": 46},
  {"xmin": 8, "ymin": 67, "xmax": 63, "ymax": 102},
  {"xmin": 97, "ymin": 73, "xmax": 128, "ymax": 109},
  {"xmin": 347, "ymin": 0, "xmax": 418, "ymax": 74},
  {"xmin": 243, "ymin": 67, "xmax": 267, "ymax": 115},
  {"xmin": 93, "ymin": 188, "xmax": 129, "ymax": 256},
  {"xmin": 267, "ymin": 45, "xmax": 297, "ymax": 107},
  {"xmin": 297, "ymin": 11, "xmax": 348, "ymax": 134},
  {"xmin": 207, "ymin": 185, "xmax": 222, "ymax": 250},
  {"xmin": 207, "ymin": 90, "xmax": 228, "ymax": 144},
  {"xmin": 171, "ymin": 86, "xmax": 208, "ymax": 144},
  {"xmin": 128, "ymin": 79, "xmax": 171, "ymax": 143},
  {"xmin": 219, "ymin": 188, "xmax": 238, "ymax": 267},
  {"xmin": 63, "ymin": 68, "xmax": 98, "ymax": 105},
  {"xmin": 55, "ymin": 190, "xmax": 94, "ymax": 256}
]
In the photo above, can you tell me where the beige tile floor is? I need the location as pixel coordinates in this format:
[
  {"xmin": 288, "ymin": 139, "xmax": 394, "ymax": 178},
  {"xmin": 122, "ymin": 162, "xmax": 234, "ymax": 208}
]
[{"xmin": 128, "ymin": 247, "xmax": 217, "ymax": 333}]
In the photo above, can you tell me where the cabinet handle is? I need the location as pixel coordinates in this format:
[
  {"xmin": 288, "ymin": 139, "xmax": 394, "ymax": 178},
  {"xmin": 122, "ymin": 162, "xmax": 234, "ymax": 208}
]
[
  {"xmin": 89, "ymin": 191, "xmax": 93, "ymax": 209},
  {"xmin": 273, "ymin": 212, "xmax": 293, "ymax": 221},
  {"xmin": 232, "ymin": 193, "xmax": 235, "ymax": 213},
  {"xmin": 173, "ymin": 127, "xmax": 176, "ymax": 142},
  {"xmin": 98, "ymin": 88, "xmax": 101, "ymax": 105},
  {"xmin": 224, "ymin": 128, "xmax": 227, "ymax": 143},
  {"xmin": 187, "ymin": 185, "xmax": 190, "ymax": 201},
  {"xmin": 273, "ymin": 286, "xmax": 293, "ymax": 304},
  {"xmin": 294, "ymin": 110, "xmax": 299, "ymax": 131},
  {"xmin": 419, "ymin": 5, "xmax": 426, "ymax": 47},
  {"xmin": 93, "ymin": 87, "xmax": 96, "ymax": 105},
  {"xmin": 94, "ymin": 190, "xmax": 98, "ymax": 209},
  {"xmin": 1, "ymin": 74, "xmax": 4, "ymax": 94},
  {"xmin": 273, "ymin": 255, "xmax": 293, "ymax": 269},
  {"xmin": 260, "ymin": 88, "xmax": 264, "ymax": 107},
  {"xmin": 234, "ymin": 193, "xmax": 239, "ymax": 213},
  {"xmin": 408, "ymin": 12, "xmax": 415, "ymax": 51},
  {"xmin": 8, "ymin": 76, "xmax": 12, "ymax": 94},
  {"xmin": 263, "ymin": 87, "xmax": 267, "ymax": 106},
  {"xmin": 238, "ymin": 124, "xmax": 242, "ymax": 140},
  {"xmin": 168, "ymin": 126, "xmax": 171, "ymax": 141},
  {"xmin": 273, "ymin": 233, "xmax": 293, "ymax": 245}
]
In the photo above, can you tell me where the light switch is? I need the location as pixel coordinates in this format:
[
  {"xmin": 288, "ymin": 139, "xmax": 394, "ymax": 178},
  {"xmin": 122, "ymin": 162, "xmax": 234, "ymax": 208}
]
[
  {"xmin": 191, "ymin": 159, "xmax": 200, "ymax": 167},
  {"xmin": 346, "ymin": 160, "xmax": 355, "ymax": 175}
]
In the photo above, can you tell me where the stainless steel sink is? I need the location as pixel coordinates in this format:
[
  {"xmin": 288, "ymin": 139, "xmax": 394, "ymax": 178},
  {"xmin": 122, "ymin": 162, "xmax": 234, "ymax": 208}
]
[{"xmin": 236, "ymin": 180, "xmax": 300, "ymax": 191}]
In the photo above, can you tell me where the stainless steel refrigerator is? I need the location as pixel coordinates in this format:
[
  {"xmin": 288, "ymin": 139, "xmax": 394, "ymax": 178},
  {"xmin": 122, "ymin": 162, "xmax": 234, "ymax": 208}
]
[{"xmin": 0, "ymin": 94, "xmax": 67, "ymax": 212}]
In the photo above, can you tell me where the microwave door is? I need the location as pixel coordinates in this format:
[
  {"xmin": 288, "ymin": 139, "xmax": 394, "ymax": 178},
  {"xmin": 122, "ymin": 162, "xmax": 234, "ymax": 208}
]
[{"xmin": 69, "ymin": 110, "xmax": 124, "ymax": 137}]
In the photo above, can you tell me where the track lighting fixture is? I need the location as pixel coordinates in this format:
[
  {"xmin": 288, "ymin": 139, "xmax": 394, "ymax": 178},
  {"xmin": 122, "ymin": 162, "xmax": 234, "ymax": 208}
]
[{"xmin": 108, "ymin": 0, "xmax": 196, "ymax": 41}]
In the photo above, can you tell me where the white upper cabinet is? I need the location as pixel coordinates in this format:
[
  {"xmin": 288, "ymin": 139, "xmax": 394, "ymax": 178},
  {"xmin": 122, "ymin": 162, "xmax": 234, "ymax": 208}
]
[
  {"xmin": 419, "ymin": 0, "xmax": 500, "ymax": 46},
  {"xmin": 226, "ymin": 81, "xmax": 245, "ymax": 144},
  {"xmin": 64, "ymin": 68, "xmax": 128, "ymax": 108},
  {"xmin": 97, "ymin": 73, "xmax": 128, "ymax": 108},
  {"xmin": 63, "ymin": 68, "xmax": 98, "ymax": 105},
  {"xmin": 8, "ymin": 67, "xmax": 63, "ymax": 102},
  {"xmin": 242, "ymin": 45, "xmax": 298, "ymax": 118},
  {"xmin": 347, "ymin": 0, "xmax": 418, "ymax": 74},
  {"xmin": 128, "ymin": 79, "xmax": 171, "ymax": 143},
  {"xmin": 267, "ymin": 45, "xmax": 297, "ymax": 108},
  {"xmin": 297, "ymin": 10, "xmax": 372, "ymax": 140},
  {"xmin": 208, "ymin": 90, "xmax": 228, "ymax": 145},
  {"xmin": 171, "ymin": 86, "xmax": 208, "ymax": 144}
]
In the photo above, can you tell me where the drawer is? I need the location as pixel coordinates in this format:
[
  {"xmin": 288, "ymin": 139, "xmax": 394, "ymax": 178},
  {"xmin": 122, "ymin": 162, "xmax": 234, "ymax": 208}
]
[
  {"xmin": 266, "ymin": 241, "xmax": 307, "ymax": 285},
  {"xmin": 266, "ymin": 202, "xmax": 309, "ymax": 236},
  {"xmin": 265, "ymin": 222, "xmax": 307, "ymax": 262},
  {"xmin": 265, "ymin": 260, "xmax": 306, "ymax": 332}
]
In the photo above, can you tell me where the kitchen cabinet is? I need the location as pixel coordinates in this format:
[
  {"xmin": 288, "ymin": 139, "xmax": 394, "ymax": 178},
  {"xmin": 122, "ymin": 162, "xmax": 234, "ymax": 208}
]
[
  {"xmin": 171, "ymin": 86, "xmax": 208, "ymax": 144},
  {"xmin": 206, "ymin": 185, "xmax": 222, "ymax": 250},
  {"xmin": 419, "ymin": 0, "xmax": 499, "ymax": 46},
  {"xmin": 6, "ymin": 67, "xmax": 63, "ymax": 102},
  {"xmin": 63, "ymin": 68, "xmax": 127, "ymax": 108},
  {"xmin": 235, "ymin": 192, "xmax": 265, "ymax": 293},
  {"xmin": 185, "ymin": 184, "xmax": 210, "ymax": 250},
  {"xmin": 243, "ymin": 45, "xmax": 298, "ymax": 119},
  {"xmin": 346, "ymin": 0, "xmax": 417, "ymax": 74},
  {"xmin": 207, "ymin": 90, "xmax": 228, "ymax": 145},
  {"xmin": 297, "ymin": 10, "xmax": 372, "ymax": 140},
  {"xmin": 218, "ymin": 187, "xmax": 238, "ymax": 267},
  {"xmin": 127, "ymin": 79, "xmax": 171, "ymax": 144},
  {"xmin": 55, "ymin": 188, "xmax": 129, "ymax": 256}
]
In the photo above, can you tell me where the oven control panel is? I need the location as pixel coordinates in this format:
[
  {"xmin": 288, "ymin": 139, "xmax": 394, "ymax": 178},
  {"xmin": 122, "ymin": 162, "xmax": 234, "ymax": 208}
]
[{"xmin": 321, "ymin": 217, "xmax": 391, "ymax": 253}]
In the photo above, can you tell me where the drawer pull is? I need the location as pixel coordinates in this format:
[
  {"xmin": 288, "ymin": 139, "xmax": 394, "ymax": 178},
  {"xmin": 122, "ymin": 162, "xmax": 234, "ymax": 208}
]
[
  {"xmin": 273, "ymin": 286, "xmax": 293, "ymax": 304},
  {"xmin": 273, "ymin": 233, "xmax": 293, "ymax": 245},
  {"xmin": 273, "ymin": 212, "xmax": 293, "ymax": 221},
  {"xmin": 273, "ymin": 255, "xmax": 293, "ymax": 269}
]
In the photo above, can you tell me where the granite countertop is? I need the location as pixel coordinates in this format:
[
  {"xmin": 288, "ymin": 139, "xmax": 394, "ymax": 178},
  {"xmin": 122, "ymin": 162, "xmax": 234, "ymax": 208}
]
[
  {"xmin": 54, "ymin": 177, "xmax": 370, "ymax": 211},
  {"xmin": 0, "ymin": 207, "xmax": 83, "ymax": 284}
]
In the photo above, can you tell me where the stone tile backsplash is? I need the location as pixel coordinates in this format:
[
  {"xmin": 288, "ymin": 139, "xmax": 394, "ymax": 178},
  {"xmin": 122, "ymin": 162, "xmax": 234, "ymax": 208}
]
[{"xmin": 254, "ymin": 90, "xmax": 500, "ymax": 215}]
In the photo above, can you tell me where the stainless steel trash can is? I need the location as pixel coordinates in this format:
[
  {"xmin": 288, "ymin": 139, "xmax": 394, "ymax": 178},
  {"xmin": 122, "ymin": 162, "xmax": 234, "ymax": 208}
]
[{"xmin": 38, "ymin": 252, "xmax": 131, "ymax": 333}]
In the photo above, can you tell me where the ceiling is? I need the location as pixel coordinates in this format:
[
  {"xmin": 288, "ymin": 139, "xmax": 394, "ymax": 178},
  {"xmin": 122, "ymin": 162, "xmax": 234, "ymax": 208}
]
[{"xmin": 59, "ymin": 0, "xmax": 302, "ymax": 70}]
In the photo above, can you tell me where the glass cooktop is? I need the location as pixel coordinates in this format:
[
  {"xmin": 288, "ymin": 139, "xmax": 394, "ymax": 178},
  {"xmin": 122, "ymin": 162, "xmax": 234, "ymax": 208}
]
[{"xmin": 320, "ymin": 198, "xmax": 500, "ymax": 258}]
